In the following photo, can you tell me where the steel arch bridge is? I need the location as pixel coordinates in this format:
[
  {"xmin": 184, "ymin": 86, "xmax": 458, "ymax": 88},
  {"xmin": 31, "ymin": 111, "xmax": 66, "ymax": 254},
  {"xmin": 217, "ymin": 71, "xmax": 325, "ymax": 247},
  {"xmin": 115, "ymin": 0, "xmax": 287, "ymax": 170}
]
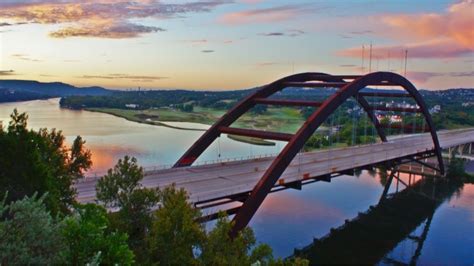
[{"xmin": 173, "ymin": 71, "xmax": 444, "ymax": 236}]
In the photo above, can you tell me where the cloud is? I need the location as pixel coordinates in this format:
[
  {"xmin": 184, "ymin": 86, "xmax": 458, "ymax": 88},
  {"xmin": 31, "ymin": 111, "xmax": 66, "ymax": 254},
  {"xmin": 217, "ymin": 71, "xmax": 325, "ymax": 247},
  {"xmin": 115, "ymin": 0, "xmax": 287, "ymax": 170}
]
[
  {"xmin": 406, "ymin": 71, "xmax": 444, "ymax": 83},
  {"xmin": 0, "ymin": 0, "xmax": 230, "ymax": 39},
  {"xmin": 255, "ymin": 62, "xmax": 280, "ymax": 67},
  {"xmin": 50, "ymin": 22, "xmax": 164, "ymax": 39},
  {"xmin": 350, "ymin": 30, "xmax": 373, "ymax": 35},
  {"xmin": 406, "ymin": 71, "xmax": 474, "ymax": 84},
  {"xmin": 338, "ymin": 1, "xmax": 473, "ymax": 60},
  {"xmin": 240, "ymin": 0, "xmax": 264, "ymax": 3},
  {"xmin": 380, "ymin": 0, "xmax": 473, "ymax": 50},
  {"xmin": 11, "ymin": 54, "xmax": 42, "ymax": 62},
  {"xmin": 259, "ymin": 32, "xmax": 284, "ymax": 37},
  {"xmin": 0, "ymin": 21, "xmax": 26, "ymax": 27},
  {"xmin": 79, "ymin": 73, "xmax": 167, "ymax": 81},
  {"xmin": 259, "ymin": 29, "xmax": 305, "ymax": 37},
  {"xmin": 182, "ymin": 39, "xmax": 208, "ymax": 44},
  {"xmin": 0, "ymin": 70, "xmax": 16, "ymax": 76},
  {"xmin": 39, "ymin": 74, "xmax": 57, "ymax": 77},
  {"xmin": 180, "ymin": 38, "xmax": 236, "ymax": 46},
  {"xmin": 180, "ymin": 39, "xmax": 208, "ymax": 47},
  {"xmin": 201, "ymin": 50, "xmax": 215, "ymax": 53},
  {"xmin": 337, "ymin": 39, "xmax": 472, "ymax": 59},
  {"xmin": 338, "ymin": 30, "xmax": 373, "ymax": 39},
  {"xmin": 448, "ymin": 71, "xmax": 474, "ymax": 77},
  {"xmin": 219, "ymin": 4, "xmax": 317, "ymax": 24}
]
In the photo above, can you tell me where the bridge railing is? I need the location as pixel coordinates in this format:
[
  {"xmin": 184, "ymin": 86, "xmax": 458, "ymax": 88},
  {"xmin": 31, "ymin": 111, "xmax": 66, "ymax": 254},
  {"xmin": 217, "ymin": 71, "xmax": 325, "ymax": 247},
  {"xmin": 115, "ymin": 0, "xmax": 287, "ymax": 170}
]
[{"xmin": 78, "ymin": 152, "xmax": 280, "ymax": 183}]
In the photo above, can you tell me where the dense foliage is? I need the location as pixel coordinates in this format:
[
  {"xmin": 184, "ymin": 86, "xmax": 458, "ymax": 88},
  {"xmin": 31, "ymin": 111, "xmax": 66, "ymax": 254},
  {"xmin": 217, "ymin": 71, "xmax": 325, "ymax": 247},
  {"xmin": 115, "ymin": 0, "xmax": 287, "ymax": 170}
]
[
  {"xmin": 0, "ymin": 89, "xmax": 51, "ymax": 103},
  {"xmin": 0, "ymin": 110, "xmax": 308, "ymax": 265},
  {"xmin": 62, "ymin": 203, "xmax": 134, "ymax": 265},
  {"xmin": 60, "ymin": 88, "xmax": 474, "ymax": 130},
  {"xmin": 60, "ymin": 89, "xmax": 254, "ymax": 110},
  {"xmin": 446, "ymin": 155, "xmax": 472, "ymax": 180},
  {"xmin": 94, "ymin": 154, "xmax": 304, "ymax": 265},
  {"xmin": 0, "ymin": 193, "xmax": 65, "ymax": 264},
  {"xmin": 0, "ymin": 109, "xmax": 92, "ymax": 214},
  {"xmin": 148, "ymin": 185, "xmax": 204, "ymax": 265},
  {"xmin": 96, "ymin": 156, "xmax": 160, "ymax": 261}
]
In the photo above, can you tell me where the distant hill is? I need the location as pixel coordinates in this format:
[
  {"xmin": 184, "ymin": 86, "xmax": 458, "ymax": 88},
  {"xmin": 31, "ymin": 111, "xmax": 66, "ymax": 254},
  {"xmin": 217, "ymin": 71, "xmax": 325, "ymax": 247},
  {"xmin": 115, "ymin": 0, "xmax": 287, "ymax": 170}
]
[{"xmin": 0, "ymin": 79, "xmax": 112, "ymax": 103}]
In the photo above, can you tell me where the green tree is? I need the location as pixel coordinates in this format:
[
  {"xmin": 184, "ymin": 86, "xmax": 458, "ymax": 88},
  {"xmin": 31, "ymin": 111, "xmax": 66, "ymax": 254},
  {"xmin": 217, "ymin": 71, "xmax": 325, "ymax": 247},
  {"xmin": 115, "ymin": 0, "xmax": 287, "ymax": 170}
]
[
  {"xmin": 446, "ymin": 155, "xmax": 470, "ymax": 179},
  {"xmin": 0, "ymin": 193, "xmax": 66, "ymax": 264},
  {"xmin": 270, "ymin": 257, "xmax": 310, "ymax": 266},
  {"xmin": 304, "ymin": 134, "xmax": 329, "ymax": 151},
  {"xmin": 62, "ymin": 203, "xmax": 134, "ymax": 265},
  {"xmin": 251, "ymin": 104, "xmax": 268, "ymax": 115},
  {"xmin": 200, "ymin": 214, "xmax": 273, "ymax": 266},
  {"xmin": 148, "ymin": 185, "xmax": 205, "ymax": 265},
  {"xmin": 95, "ymin": 156, "xmax": 159, "ymax": 260},
  {"xmin": 0, "ymin": 109, "xmax": 92, "ymax": 214}
]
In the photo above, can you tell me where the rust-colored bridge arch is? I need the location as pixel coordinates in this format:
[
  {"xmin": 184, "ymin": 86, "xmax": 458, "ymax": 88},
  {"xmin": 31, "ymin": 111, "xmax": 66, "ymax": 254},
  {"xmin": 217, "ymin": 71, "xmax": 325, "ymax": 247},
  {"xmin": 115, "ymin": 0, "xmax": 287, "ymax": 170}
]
[{"xmin": 173, "ymin": 71, "xmax": 444, "ymax": 236}]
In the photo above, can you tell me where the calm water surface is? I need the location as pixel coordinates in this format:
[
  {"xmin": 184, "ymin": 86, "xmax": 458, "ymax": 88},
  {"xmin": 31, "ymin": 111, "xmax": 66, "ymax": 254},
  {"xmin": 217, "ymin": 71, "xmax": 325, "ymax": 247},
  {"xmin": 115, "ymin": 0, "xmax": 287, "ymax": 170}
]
[
  {"xmin": 0, "ymin": 99, "xmax": 284, "ymax": 174},
  {"xmin": 0, "ymin": 99, "xmax": 472, "ymax": 264}
]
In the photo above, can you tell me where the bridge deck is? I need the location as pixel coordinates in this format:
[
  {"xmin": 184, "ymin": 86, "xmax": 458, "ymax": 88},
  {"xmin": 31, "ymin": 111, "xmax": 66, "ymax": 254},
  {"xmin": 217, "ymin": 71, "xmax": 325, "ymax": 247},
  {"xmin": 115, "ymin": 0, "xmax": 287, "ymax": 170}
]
[{"xmin": 75, "ymin": 129, "xmax": 474, "ymax": 205}]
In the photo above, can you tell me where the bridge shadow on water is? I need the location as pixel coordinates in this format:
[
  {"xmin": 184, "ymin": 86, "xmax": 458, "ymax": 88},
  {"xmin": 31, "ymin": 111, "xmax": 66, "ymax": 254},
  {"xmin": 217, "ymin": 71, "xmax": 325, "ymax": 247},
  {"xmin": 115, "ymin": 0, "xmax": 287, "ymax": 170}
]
[{"xmin": 291, "ymin": 171, "xmax": 469, "ymax": 265}]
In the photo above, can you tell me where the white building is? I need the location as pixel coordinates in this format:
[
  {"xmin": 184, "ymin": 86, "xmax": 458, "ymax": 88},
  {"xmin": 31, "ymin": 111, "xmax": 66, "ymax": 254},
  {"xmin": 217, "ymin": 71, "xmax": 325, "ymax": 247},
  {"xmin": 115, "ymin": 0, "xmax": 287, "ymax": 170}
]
[{"xmin": 125, "ymin": 104, "xmax": 139, "ymax": 109}]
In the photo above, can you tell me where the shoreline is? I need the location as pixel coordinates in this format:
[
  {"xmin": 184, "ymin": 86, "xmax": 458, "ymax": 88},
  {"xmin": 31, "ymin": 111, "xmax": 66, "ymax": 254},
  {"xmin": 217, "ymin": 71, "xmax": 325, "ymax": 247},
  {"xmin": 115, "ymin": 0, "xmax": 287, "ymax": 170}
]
[
  {"xmin": 81, "ymin": 107, "xmax": 276, "ymax": 146},
  {"xmin": 84, "ymin": 108, "xmax": 207, "ymax": 131}
]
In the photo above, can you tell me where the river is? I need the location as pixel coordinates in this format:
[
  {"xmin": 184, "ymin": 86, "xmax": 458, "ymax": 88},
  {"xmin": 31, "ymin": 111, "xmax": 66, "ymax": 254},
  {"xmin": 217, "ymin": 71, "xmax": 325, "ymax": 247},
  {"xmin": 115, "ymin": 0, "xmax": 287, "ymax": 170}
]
[{"xmin": 0, "ymin": 99, "xmax": 472, "ymax": 264}]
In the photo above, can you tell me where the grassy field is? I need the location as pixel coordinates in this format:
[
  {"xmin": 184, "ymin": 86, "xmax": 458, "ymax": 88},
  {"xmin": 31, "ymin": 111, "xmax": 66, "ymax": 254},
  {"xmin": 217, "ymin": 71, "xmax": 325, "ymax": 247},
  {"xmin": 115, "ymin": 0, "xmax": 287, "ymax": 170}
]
[
  {"xmin": 85, "ymin": 106, "xmax": 308, "ymax": 145},
  {"xmin": 84, "ymin": 106, "xmax": 374, "ymax": 150},
  {"xmin": 86, "ymin": 106, "xmax": 306, "ymax": 133}
]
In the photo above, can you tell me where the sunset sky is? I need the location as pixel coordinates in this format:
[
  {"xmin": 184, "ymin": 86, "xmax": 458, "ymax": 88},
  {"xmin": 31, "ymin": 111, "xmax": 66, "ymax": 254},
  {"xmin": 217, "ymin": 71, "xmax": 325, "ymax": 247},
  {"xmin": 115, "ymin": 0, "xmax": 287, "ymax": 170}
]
[{"xmin": 0, "ymin": 0, "xmax": 472, "ymax": 90}]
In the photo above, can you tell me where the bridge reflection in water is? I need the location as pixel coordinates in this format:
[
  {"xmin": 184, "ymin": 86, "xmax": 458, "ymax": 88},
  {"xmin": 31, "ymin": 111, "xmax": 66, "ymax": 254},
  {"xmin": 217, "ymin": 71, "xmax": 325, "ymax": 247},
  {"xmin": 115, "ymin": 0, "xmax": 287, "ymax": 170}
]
[{"xmin": 292, "ymin": 168, "xmax": 469, "ymax": 265}]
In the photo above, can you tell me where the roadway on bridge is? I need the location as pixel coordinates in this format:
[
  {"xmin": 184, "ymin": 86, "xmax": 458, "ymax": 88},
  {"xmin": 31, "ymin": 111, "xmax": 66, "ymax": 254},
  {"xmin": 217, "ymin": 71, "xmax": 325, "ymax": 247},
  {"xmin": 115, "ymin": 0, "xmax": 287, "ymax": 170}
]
[{"xmin": 76, "ymin": 129, "xmax": 474, "ymax": 206}]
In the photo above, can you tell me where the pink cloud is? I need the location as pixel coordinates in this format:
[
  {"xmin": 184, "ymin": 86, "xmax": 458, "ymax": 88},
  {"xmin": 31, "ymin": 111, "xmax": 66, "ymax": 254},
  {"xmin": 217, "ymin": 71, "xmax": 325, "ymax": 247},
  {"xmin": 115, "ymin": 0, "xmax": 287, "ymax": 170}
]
[
  {"xmin": 218, "ymin": 5, "xmax": 315, "ymax": 25},
  {"xmin": 406, "ymin": 71, "xmax": 444, "ymax": 84},
  {"xmin": 381, "ymin": 0, "xmax": 473, "ymax": 50},
  {"xmin": 337, "ymin": 39, "xmax": 472, "ymax": 59},
  {"xmin": 240, "ymin": 0, "xmax": 264, "ymax": 3},
  {"xmin": 0, "ymin": 0, "xmax": 229, "ymax": 38},
  {"xmin": 338, "ymin": 0, "xmax": 474, "ymax": 60},
  {"xmin": 404, "ymin": 71, "xmax": 474, "ymax": 85}
]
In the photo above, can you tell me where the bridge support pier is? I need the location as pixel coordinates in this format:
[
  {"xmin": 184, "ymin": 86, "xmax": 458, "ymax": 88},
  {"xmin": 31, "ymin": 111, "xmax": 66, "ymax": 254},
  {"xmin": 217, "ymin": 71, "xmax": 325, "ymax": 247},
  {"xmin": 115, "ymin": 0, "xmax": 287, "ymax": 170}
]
[
  {"xmin": 315, "ymin": 174, "xmax": 331, "ymax": 182},
  {"xmin": 283, "ymin": 180, "xmax": 302, "ymax": 190}
]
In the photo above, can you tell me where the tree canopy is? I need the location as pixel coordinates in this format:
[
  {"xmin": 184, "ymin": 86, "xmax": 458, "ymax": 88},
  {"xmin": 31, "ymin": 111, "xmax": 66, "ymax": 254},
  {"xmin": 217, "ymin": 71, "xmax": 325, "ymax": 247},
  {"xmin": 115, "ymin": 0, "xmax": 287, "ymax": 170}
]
[{"xmin": 0, "ymin": 109, "xmax": 92, "ymax": 214}]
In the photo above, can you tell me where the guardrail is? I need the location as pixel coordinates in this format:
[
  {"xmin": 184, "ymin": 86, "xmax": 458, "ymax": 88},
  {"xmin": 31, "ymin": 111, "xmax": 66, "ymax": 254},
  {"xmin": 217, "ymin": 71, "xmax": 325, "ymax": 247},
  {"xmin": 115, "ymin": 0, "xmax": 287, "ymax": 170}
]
[{"xmin": 79, "ymin": 152, "xmax": 280, "ymax": 182}]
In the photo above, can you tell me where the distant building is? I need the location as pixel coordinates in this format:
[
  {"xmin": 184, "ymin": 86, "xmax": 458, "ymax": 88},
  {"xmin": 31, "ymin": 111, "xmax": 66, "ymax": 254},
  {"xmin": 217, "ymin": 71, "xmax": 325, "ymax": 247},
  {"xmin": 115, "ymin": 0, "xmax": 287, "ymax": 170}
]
[
  {"xmin": 429, "ymin": 105, "xmax": 441, "ymax": 114},
  {"xmin": 125, "ymin": 104, "xmax": 139, "ymax": 109},
  {"xmin": 390, "ymin": 115, "xmax": 403, "ymax": 123},
  {"xmin": 376, "ymin": 114, "xmax": 402, "ymax": 123}
]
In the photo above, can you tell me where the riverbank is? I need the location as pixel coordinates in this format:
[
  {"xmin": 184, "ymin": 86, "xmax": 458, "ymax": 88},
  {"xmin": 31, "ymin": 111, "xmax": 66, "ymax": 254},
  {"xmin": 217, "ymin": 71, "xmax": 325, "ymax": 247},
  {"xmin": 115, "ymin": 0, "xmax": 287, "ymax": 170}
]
[
  {"xmin": 85, "ymin": 107, "xmax": 207, "ymax": 131},
  {"xmin": 83, "ymin": 106, "xmax": 307, "ymax": 145},
  {"xmin": 228, "ymin": 134, "xmax": 276, "ymax": 146}
]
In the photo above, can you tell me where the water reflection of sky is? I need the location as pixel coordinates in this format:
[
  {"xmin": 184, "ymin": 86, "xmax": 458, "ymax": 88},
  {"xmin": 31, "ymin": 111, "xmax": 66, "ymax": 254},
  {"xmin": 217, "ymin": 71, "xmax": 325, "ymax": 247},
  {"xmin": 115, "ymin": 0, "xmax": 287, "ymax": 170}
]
[
  {"xmin": 0, "ymin": 99, "xmax": 284, "ymax": 174},
  {"xmin": 382, "ymin": 183, "xmax": 474, "ymax": 265},
  {"xmin": 1, "ymin": 99, "xmax": 472, "ymax": 262},
  {"xmin": 252, "ymin": 174, "xmax": 474, "ymax": 262},
  {"xmin": 249, "ymin": 173, "xmax": 385, "ymax": 256}
]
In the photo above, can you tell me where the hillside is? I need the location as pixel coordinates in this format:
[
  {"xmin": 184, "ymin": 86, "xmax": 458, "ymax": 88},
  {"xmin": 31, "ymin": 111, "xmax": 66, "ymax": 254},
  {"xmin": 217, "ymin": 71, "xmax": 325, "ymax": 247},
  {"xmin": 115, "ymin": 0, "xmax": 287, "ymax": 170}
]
[{"xmin": 0, "ymin": 79, "xmax": 112, "ymax": 103}]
